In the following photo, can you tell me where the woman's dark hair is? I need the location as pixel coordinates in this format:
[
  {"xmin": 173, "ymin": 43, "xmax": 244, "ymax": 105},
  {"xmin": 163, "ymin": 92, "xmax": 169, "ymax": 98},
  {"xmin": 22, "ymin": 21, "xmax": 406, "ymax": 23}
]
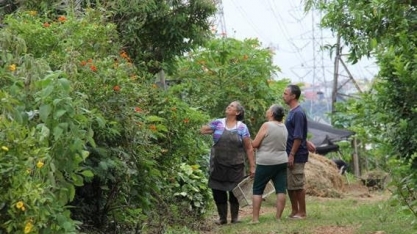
[
  {"xmin": 270, "ymin": 104, "xmax": 285, "ymax": 121},
  {"xmin": 287, "ymin": 84, "xmax": 301, "ymax": 100},
  {"xmin": 234, "ymin": 101, "xmax": 245, "ymax": 121}
]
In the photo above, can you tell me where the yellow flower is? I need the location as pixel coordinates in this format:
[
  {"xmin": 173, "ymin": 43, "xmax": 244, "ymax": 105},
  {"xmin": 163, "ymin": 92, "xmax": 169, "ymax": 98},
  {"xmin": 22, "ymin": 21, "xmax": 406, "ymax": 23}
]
[
  {"xmin": 24, "ymin": 222, "xmax": 33, "ymax": 234},
  {"xmin": 36, "ymin": 161, "xmax": 44, "ymax": 169},
  {"xmin": 21, "ymin": 206, "xmax": 26, "ymax": 211},
  {"xmin": 28, "ymin": 11, "xmax": 37, "ymax": 16},
  {"xmin": 8, "ymin": 64, "xmax": 16, "ymax": 71},
  {"xmin": 1, "ymin": 146, "xmax": 8, "ymax": 151},
  {"xmin": 16, "ymin": 201, "xmax": 24, "ymax": 209}
]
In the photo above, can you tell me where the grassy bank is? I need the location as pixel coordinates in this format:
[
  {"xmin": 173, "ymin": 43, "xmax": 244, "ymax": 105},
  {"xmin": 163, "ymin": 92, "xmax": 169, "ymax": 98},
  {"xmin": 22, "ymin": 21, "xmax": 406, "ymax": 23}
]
[
  {"xmin": 211, "ymin": 189, "xmax": 414, "ymax": 234},
  {"xmin": 163, "ymin": 181, "xmax": 416, "ymax": 234}
]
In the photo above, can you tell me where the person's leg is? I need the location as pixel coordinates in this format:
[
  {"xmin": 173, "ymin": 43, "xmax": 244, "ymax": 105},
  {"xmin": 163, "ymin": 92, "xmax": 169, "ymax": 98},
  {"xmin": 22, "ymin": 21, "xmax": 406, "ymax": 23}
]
[
  {"xmin": 273, "ymin": 163, "xmax": 287, "ymax": 220},
  {"xmin": 228, "ymin": 191, "xmax": 240, "ymax": 223},
  {"xmin": 295, "ymin": 189, "xmax": 306, "ymax": 217},
  {"xmin": 252, "ymin": 195, "xmax": 262, "ymax": 222},
  {"xmin": 251, "ymin": 165, "xmax": 269, "ymax": 223},
  {"xmin": 287, "ymin": 190, "xmax": 298, "ymax": 217},
  {"xmin": 212, "ymin": 189, "xmax": 228, "ymax": 225},
  {"xmin": 276, "ymin": 193, "xmax": 286, "ymax": 220},
  {"xmin": 289, "ymin": 164, "xmax": 306, "ymax": 218},
  {"xmin": 287, "ymin": 167, "xmax": 298, "ymax": 217}
]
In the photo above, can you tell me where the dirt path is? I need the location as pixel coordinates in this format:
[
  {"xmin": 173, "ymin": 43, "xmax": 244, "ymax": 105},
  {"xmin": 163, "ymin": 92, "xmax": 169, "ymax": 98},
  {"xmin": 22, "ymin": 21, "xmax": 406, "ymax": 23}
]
[{"xmin": 204, "ymin": 183, "xmax": 390, "ymax": 234}]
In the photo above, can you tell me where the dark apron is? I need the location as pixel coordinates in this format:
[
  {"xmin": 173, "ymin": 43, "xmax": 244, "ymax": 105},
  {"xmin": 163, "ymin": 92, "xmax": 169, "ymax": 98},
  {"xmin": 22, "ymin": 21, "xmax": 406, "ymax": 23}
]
[{"xmin": 208, "ymin": 129, "xmax": 246, "ymax": 191}]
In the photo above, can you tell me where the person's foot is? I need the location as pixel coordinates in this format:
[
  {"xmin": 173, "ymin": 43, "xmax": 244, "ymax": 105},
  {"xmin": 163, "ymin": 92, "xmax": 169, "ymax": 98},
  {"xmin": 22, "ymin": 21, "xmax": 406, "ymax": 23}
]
[
  {"xmin": 289, "ymin": 215, "xmax": 306, "ymax": 220},
  {"xmin": 248, "ymin": 220, "xmax": 260, "ymax": 224},
  {"xmin": 215, "ymin": 219, "xmax": 227, "ymax": 225},
  {"xmin": 288, "ymin": 213, "xmax": 297, "ymax": 218}
]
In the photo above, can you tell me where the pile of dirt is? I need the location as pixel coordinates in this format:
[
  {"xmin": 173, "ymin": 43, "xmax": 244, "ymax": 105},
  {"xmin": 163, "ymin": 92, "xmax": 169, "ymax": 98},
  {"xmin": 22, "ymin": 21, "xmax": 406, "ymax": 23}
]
[{"xmin": 305, "ymin": 153, "xmax": 345, "ymax": 198}]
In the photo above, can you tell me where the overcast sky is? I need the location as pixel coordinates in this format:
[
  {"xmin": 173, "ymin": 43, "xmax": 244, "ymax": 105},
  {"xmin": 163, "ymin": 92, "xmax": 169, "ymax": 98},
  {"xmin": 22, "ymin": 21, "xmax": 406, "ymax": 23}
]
[{"xmin": 218, "ymin": 0, "xmax": 378, "ymax": 87}]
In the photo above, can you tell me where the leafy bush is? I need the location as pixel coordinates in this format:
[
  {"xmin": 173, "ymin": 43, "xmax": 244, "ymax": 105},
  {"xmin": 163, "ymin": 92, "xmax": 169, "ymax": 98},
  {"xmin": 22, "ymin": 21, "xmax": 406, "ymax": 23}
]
[{"xmin": 1, "ymin": 9, "xmax": 213, "ymax": 233}]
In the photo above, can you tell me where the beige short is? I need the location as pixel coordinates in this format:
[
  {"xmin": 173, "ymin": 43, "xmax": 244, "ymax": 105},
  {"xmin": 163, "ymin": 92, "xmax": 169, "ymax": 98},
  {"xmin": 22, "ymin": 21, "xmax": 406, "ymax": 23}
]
[{"xmin": 287, "ymin": 163, "xmax": 305, "ymax": 190}]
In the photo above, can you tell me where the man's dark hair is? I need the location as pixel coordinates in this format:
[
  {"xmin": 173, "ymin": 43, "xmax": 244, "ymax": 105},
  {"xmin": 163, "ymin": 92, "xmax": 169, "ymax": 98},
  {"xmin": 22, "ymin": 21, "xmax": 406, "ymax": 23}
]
[{"xmin": 287, "ymin": 84, "xmax": 301, "ymax": 100}]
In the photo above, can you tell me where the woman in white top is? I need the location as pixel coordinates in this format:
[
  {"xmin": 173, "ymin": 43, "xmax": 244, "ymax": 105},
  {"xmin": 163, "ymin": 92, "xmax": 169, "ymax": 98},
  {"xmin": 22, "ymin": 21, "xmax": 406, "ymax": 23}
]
[{"xmin": 251, "ymin": 104, "xmax": 288, "ymax": 223}]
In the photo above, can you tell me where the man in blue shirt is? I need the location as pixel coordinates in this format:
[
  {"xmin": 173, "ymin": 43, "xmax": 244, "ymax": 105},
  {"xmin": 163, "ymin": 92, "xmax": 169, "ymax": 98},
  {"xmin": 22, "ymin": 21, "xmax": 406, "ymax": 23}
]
[{"xmin": 283, "ymin": 84, "xmax": 315, "ymax": 219}]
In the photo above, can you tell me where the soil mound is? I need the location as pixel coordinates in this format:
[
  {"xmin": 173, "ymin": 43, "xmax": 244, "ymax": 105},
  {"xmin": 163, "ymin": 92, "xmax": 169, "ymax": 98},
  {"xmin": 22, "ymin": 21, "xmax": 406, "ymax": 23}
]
[{"xmin": 305, "ymin": 153, "xmax": 345, "ymax": 197}]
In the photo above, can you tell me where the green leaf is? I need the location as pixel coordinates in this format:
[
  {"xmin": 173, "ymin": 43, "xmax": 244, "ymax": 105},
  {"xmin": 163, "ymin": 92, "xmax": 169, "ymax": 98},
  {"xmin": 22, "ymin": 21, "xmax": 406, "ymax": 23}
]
[
  {"xmin": 81, "ymin": 170, "xmax": 94, "ymax": 178},
  {"xmin": 99, "ymin": 161, "xmax": 108, "ymax": 170},
  {"xmin": 42, "ymin": 85, "xmax": 54, "ymax": 97},
  {"xmin": 39, "ymin": 104, "xmax": 52, "ymax": 122},
  {"xmin": 69, "ymin": 184, "xmax": 75, "ymax": 201},
  {"xmin": 53, "ymin": 98, "xmax": 62, "ymax": 106},
  {"xmin": 145, "ymin": 115, "xmax": 165, "ymax": 123},
  {"xmin": 58, "ymin": 78, "xmax": 71, "ymax": 91},
  {"xmin": 95, "ymin": 116, "xmax": 106, "ymax": 127},
  {"xmin": 38, "ymin": 124, "xmax": 50, "ymax": 141},
  {"xmin": 72, "ymin": 174, "xmax": 84, "ymax": 186},
  {"xmin": 81, "ymin": 150, "xmax": 90, "ymax": 160},
  {"xmin": 53, "ymin": 126, "xmax": 64, "ymax": 140}
]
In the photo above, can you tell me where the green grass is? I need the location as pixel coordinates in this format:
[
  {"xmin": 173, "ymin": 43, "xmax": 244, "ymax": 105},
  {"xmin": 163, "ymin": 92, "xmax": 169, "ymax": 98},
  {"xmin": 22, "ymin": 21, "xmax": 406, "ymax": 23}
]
[{"xmin": 206, "ymin": 191, "xmax": 416, "ymax": 234}]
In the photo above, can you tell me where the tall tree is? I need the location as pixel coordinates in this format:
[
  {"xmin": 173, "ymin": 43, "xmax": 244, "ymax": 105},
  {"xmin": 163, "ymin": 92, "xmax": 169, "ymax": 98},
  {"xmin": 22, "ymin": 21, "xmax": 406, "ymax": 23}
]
[
  {"xmin": 108, "ymin": 0, "xmax": 216, "ymax": 74},
  {"xmin": 1, "ymin": 0, "xmax": 216, "ymax": 75},
  {"xmin": 171, "ymin": 37, "xmax": 288, "ymax": 134}
]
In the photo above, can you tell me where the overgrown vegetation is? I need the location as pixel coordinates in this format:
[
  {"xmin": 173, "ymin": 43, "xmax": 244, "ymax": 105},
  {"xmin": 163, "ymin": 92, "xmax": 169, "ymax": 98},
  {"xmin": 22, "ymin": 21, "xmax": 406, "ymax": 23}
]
[
  {"xmin": 0, "ymin": 1, "xmax": 286, "ymax": 233},
  {"xmin": 305, "ymin": 0, "xmax": 417, "ymax": 227},
  {"xmin": 0, "ymin": 5, "xmax": 213, "ymax": 233},
  {"xmin": 2, "ymin": 0, "xmax": 416, "ymax": 232}
]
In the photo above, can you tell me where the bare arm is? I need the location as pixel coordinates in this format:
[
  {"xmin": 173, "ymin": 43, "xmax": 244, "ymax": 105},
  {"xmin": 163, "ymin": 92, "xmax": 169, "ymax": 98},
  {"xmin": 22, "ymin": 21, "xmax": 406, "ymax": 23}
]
[
  {"xmin": 288, "ymin": 138, "xmax": 301, "ymax": 169},
  {"xmin": 306, "ymin": 140, "xmax": 316, "ymax": 153},
  {"xmin": 200, "ymin": 125, "xmax": 213, "ymax": 135},
  {"xmin": 243, "ymin": 137, "xmax": 256, "ymax": 178},
  {"xmin": 251, "ymin": 123, "xmax": 268, "ymax": 149}
]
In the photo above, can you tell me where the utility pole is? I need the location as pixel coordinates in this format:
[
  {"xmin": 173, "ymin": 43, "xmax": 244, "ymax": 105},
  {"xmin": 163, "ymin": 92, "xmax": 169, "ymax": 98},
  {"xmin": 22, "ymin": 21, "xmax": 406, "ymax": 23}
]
[
  {"xmin": 332, "ymin": 35, "xmax": 363, "ymax": 177},
  {"xmin": 331, "ymin": 35, "xmax": 363, "ymax": 114},
  {"xmin": 331, "ymin": 36, "xmax": 341, "ymax": 114}
]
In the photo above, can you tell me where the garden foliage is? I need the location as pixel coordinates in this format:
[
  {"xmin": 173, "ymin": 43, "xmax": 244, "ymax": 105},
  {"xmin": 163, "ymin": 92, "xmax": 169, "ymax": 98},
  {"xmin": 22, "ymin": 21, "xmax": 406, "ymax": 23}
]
[
  {"xmin": 306, "ymin": 0, "xmax": 417, "ymax": 225},
  {"xmin": 0, "ymin": 8, "xmax": 211, "ymax": 233}
]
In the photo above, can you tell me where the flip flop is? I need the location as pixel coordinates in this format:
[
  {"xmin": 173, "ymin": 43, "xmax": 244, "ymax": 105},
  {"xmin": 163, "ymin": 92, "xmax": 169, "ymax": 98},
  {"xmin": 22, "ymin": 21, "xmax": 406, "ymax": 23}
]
[{"xmin": 289, "ymin": 215, "xmax": 306, "ymax": 220}]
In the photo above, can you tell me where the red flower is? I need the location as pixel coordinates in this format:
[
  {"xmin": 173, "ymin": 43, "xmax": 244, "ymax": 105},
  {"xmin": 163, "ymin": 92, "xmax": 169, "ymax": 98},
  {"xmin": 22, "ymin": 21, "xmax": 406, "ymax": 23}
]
[
  {"xmin": 134, "ymin": 107, "xmax": 142, "ymax": 113},
  {"xmin": 113, "ymin": 85, "xmax": 121, "ymax": 92},
  {"xmin": 90, "ymin": 65, "xmax": 97, "ymax": 72},
  {"xmin": 58, "ymin": 16, "xmax": 66, "ymax": 22},
  {"xmin": 149, "ymin": 124, "xmax": 157, "ymax": 132},
  {"xmin": 43, "ymin": 22, "xmax": 50, "ymax": 27}
]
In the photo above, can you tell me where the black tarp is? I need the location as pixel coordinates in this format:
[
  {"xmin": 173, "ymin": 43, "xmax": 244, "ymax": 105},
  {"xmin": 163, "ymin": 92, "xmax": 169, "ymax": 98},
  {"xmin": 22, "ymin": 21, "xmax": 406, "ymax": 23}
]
[{"xmin": 307, "ymin": 119, "xmax": 355, "ymax": 155}]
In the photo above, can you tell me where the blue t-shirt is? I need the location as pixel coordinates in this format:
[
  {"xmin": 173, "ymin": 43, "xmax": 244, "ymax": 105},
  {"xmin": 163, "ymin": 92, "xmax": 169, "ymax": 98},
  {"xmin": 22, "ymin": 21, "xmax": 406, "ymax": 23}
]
[
  {"xmin": 209, "ymin": 118, "xmax": 250, "ymax": 144},
  {"xmin": 285, "ymin": 106, "xmax": 309, "ymax": 163}
]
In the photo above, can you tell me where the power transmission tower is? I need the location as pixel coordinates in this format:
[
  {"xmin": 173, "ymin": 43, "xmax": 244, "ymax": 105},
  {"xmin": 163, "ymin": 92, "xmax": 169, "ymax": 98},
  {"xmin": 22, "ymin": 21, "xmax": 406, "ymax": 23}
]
[
  {"xmin": 291, "ymin": 9, "xmax": 333, "ymax": 123},
  {"xmin": 211, "ymin": 0, "xmax": 227, "ymax": 37}
]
